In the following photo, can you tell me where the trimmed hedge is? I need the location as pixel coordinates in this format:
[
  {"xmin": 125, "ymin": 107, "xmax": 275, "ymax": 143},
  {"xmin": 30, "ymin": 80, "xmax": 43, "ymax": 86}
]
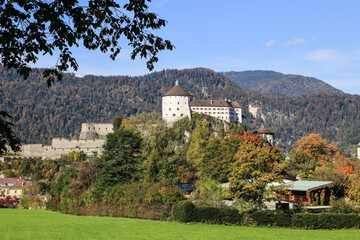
[
  {"xmin": 172, "ymin": 201, "xmax": 242, "ymax": 225},
  {"xmin": 249, "ymin": 211, "xmax": 292, "ymax": 227},
  {"xmin": 293, "ymin": 213, "xmax": 360, "ymax": 229},
  {"xmin": 172, "ymin": 201, "xmax": 360, "ymax": 229},
  {"xmin": 172, "ymin": 200, "xmax": 195, "ymax": 222}
]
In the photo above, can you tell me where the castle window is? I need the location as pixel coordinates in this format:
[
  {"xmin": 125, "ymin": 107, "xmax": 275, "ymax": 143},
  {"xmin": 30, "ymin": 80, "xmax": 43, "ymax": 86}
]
[
  {"xmin": 169, "ymin": 108, "xmax": 171, "ymax": 110},
  {"xmin": 173, "ymin": 114, "xmax": 176, "ymax": 116},
  {"xmin": 181, "ymin": 114, "xmax": 184, "ymax": 117},
  {"xmin": 93, "ymin": 127, "xmax": 95, "ymax": 130},
  {"xmin": 178, "ymin": 102, "xmax": 180, "ymax": 105},
  {"xmin": 88, "ymin": 127, "xmax": 90, "ymax": 130},
  {"xmin": 177, "ymin": 108, "xmax": 179, "ymax": 110}
]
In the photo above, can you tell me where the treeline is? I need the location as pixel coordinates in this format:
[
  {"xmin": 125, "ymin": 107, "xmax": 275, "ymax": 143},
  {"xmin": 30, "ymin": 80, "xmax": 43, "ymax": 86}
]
[{"xmin": 1, "ymin": 67, "xmax": 360, "ymax": 154}]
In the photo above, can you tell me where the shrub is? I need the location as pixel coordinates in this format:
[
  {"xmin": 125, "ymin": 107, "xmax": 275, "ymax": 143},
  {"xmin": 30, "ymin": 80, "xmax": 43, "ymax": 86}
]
[{"xmin": 172, "ymin": 200, "xmax": 195, "ymax": 222}]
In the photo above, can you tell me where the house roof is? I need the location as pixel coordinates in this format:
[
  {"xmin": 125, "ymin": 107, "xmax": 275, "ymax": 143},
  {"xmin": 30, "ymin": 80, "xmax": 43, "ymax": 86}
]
[
  {"xmin": 286, "ymin": 180, "xmax": 333, "ymax": 191},
  {"xmin": 231, "ymin": 102, "xmax": 241, "ymax": 108},
  {"xmin": 190, "ymin": 99, "xmax": 233, "ymax": 107},
  {"xmin": 254, "ymin": 126, "xmax": 274, "ymax": 134},
  {"xmin": 163, "ymin": 85, "xmax": 192, "ymax": 97},
  {"xmin": 0, "ymin": 178, "xmax": 29, "ymax": 189}
]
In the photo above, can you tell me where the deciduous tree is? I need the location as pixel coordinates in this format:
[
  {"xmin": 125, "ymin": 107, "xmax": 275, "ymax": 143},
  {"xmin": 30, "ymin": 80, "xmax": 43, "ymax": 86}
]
[{"xmin": 229, "ymin": 143, "xmax": 286, "ymax": 207}]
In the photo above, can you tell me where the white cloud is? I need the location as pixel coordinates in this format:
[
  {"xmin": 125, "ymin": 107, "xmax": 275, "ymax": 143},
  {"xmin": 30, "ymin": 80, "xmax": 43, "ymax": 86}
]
[
  {"xmin": 306, "ymin": 49, "xmax": 345, "ymax": 64},
  {"xmin": 284, "ymin": 37, "xmax": 307, "ymax": 45},
  {"xmin": 265, "ymin": 40, "xmax": 276, "ymax": 47}
]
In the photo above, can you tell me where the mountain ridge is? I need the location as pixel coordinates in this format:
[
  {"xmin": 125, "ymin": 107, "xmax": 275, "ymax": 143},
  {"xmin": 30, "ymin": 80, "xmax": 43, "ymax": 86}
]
[{"xmin": 222, "ymin": 70, "xmax": 343, "ymax": 97}]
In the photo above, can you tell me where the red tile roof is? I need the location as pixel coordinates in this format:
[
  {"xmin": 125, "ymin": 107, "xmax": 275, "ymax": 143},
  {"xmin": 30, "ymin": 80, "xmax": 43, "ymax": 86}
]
[
  {"xmin": 190, "ymin": 99, "xmax": 233, "ymax": 107},
  {"xmin": 163, "ymin": 85, "xmax": 193, "ymax": 96},
  {"xmin": 231, "ymin": 102, "xmax": 241, "ymax": 108},
  {"xmin": 0, "ymin": 178, "xmax": 29, "ymax": 189},
  {"xmin": 254, "ymin": 127, "xmax": 274, "ymax": 134}
]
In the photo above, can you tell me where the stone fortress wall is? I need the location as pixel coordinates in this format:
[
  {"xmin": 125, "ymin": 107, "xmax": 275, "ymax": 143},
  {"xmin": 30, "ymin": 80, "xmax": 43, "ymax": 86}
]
[{"xmin": 16, "ymin": 123, "xmax": 113, "ymax": 160}]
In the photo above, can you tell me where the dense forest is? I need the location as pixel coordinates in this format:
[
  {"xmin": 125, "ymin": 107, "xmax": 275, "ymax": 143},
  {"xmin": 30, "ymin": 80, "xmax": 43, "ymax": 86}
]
[
  {"xmin": 223, "ymin": 70, "xmax": 343, "ymax": 97},
  {"xmin": 1, "ymin": 67, "xmax": 360, "ymax": 154}
]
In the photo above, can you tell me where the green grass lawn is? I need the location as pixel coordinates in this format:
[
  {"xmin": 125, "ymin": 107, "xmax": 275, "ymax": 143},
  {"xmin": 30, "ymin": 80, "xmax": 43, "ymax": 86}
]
[{"xmin": 0, "ymin": 209, "xmax": 360, "ymax": 240}]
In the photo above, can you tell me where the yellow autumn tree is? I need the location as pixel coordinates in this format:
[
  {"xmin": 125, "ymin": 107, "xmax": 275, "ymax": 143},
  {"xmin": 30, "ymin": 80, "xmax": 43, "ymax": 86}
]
[{"xmin": 229, "ymin": 141, "xmax": 286, "ymax": 207}]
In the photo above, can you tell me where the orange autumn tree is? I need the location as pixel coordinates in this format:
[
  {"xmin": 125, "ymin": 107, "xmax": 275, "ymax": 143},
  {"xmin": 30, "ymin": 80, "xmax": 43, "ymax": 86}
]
[
  {"xmin": 229, "ymin": 132, "xmax": 286, "ymax": 207},
  {"xmin": 287, "ymin": 133, "xmax": 339, "ymax": 180}
]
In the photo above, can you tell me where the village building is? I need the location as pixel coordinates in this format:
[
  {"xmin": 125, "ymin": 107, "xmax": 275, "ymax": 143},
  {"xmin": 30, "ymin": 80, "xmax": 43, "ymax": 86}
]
[
  {"xmin": 162, "ymin": 81, "xmax": 244, "ymax": 126},
  {"xmin": 254, "ymin": 126, "xmax": 275, "ymax": 146},
  {"xmin": 357, "ymin": 142, "xmax": 360, "ymax": 160},
  {"xmin": 282, "ymin": 180, "xmax": 333, "ymax": 207},
  {"xmin": 0, "ymin": 178, "xmax": 31, "ymax": 198}
]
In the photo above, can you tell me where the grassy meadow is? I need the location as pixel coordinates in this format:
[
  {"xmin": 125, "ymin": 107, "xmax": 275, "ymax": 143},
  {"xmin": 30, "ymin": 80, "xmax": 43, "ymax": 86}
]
[{"xmin": 0, "ymin": 209, "xmax": 360, "ymax": 240}]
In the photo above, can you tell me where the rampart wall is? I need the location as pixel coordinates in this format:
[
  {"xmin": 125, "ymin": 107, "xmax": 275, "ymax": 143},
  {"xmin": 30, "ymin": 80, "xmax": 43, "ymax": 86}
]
[
  {"xmin": 79, "ymin": 123, "xmax": 113, "ymax": 139},
  {"xmin": 17, "ymin": 139, "xmax": 105, "ymax": 160}
]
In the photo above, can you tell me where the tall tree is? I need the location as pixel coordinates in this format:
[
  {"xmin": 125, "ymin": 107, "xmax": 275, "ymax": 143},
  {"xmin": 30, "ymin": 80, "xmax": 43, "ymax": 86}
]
[
  {"xmin": 229, "ymin": 143, "xmax": 286, "ymax": 207},
  {"xmin": 287, "ymin": 133, "xmax": 339, "ymax": 179},
  {"xmin": 94, "ymin": 126, "xmax": 142, "ymax": 190},
  {"xmin": 186, "ymin": 121, "xmax": 210, "ymax": 173},
  {"xmin": 0, "ymin": 111, "xmax": 21, "ymax": 154}
]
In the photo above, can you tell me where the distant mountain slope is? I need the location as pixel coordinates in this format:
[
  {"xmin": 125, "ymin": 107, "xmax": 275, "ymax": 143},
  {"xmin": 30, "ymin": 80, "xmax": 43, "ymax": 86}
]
[
  {"xmin": 222, "ymin": 70, "xmax": 343, "ymax": 96},
  {"xmin": 1, "ymin": 67, "xmax": 359, "ymax": 154}
]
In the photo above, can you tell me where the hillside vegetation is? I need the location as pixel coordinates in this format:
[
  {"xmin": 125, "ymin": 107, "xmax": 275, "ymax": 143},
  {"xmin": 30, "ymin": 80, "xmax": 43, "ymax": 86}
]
[
  {"xmin": 223, "ymin": 70, "xmax": 343, "ymax": 97},
  {"xmin": 1, "ymin": 67, "xmax": 360, "ymax": 153}
]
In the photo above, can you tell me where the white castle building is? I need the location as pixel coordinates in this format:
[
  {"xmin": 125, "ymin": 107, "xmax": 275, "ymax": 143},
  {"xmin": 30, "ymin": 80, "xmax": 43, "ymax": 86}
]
[{"xmin": 162, "ymin": 81, "xmax": 244, "ymax": 126}]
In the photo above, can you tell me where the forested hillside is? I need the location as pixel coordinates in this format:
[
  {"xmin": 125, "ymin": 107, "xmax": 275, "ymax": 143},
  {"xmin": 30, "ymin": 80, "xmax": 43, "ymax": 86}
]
[
  {"xmin": 223, "ymin": 70, "xmax": 343, "ymax": 97},
  {"xmin": 1, "ymin": 67, "xmax": 359, "ymax": 154}
]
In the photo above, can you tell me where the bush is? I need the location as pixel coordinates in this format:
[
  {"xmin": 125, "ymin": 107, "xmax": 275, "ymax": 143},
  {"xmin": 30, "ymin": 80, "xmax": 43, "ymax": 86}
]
[{"xmin": 172, "ymin": 200, "xmax": 195, "ymax": 222}]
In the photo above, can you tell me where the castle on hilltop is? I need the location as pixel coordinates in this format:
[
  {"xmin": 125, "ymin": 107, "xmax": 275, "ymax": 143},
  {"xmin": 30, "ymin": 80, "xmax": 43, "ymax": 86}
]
[
  {"xmin": 162, "ymin": 80, "xmax": 244, "ymax": 126},
  {"xmin": 11, "ymin": 81, "xmax": 246, "ymax": 159}
]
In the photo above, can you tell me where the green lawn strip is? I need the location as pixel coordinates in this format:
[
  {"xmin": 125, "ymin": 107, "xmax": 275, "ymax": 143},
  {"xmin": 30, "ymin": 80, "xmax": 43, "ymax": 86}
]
[{"xmin": 0, "ymin": 209, "xmax": 359, "ymax": 240}]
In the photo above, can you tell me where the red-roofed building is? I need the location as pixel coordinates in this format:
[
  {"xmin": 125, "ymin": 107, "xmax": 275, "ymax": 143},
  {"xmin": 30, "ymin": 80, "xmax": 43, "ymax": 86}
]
[{"xmin": 0, "ymin": 178, "xmax": 31, "ymax": 198}]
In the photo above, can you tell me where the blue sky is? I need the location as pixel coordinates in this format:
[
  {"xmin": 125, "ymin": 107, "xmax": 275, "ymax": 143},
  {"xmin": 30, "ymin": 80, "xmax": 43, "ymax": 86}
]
[{"xmin": 34, "ymin": 0, "xmax": 360, "ymax": 94}]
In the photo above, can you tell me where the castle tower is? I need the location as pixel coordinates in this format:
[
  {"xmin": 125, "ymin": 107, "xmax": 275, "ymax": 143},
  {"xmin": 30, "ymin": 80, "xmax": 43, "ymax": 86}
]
[
  {"xmin": 162, "ymin": 80, "xmax": 193, "ymax": 126},
  {"xmin": 254, "ymin": 126, "xmax": 275, "ymax": 146}
]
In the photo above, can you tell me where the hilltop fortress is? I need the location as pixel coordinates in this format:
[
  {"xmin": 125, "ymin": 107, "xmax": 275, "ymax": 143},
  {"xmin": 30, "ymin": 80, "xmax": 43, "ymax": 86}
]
[
  {"xmin": 14, "ymin": 81, "xmax": 246, "ymax": 159},
  {"xmin": 162, "ymin": 80, "xmax": 244, "ymax": 126}
]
